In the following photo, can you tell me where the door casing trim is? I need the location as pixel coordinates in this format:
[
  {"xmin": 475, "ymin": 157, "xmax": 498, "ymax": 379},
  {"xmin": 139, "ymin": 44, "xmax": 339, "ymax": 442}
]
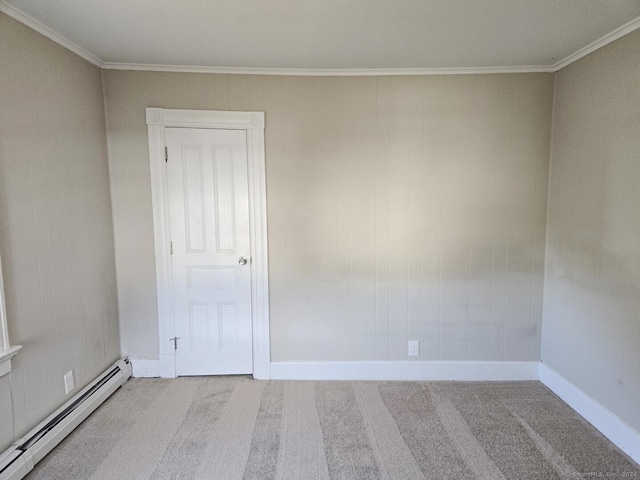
[{"xmin": 146, "ymin": 107, "xmax": 270, "ymax": 379}]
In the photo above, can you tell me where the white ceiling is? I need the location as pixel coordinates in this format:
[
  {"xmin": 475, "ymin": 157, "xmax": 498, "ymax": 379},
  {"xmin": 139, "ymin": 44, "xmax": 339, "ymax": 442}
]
[{"xmin": 2, "ymin": 0, "xmax": 640, "ymax": 72}]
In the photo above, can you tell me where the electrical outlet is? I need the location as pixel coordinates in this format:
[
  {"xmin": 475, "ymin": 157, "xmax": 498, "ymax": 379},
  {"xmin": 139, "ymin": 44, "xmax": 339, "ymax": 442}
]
[
  {"xmin": 64, "ymin": 370, "xmax": 74, "ymax": 395},
  {"xmin": 408, "ymin": 340, "xmax": 419, "ymax": 357}
]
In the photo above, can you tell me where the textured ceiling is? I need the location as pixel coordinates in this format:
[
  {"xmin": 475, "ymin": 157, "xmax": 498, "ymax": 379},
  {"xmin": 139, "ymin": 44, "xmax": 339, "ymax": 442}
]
[{"xmin": 3, "ymin": 0, "xmax": 640, "ymax": 70}]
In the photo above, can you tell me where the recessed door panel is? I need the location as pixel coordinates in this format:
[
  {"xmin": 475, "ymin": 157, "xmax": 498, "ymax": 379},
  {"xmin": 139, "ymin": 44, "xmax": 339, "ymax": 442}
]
[
  {"xmin": 188, "ymin": 266, "xmax": 236, "ymax": 289},
  {"xmin": 183, "ymin": 146, "xmax": 205, "ymax": 252},
  {"xmin": 213, "ymin": 146, "xmax": 236, "ymax": 253},
  {"xmin": 218, "ymin": 302, "xmax": 238, "ymax": 351}
]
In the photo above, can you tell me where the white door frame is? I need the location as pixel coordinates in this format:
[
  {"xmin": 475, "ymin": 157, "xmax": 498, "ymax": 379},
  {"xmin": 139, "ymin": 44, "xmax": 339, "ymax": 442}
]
[{"xmin": 146, "ymin": 107, "xmax": 270, "ymax": 379}]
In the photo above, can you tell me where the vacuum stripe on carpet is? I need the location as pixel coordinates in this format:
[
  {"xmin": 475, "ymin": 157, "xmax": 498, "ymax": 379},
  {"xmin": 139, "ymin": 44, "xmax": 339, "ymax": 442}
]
[
  {"xmin": 315, "ymin": 382, "xmax": 383, "ymax": 480},
  {"xmin": 151, "ymin": 376, "xmax": 238, "ymax": 480},
  {"xmin": 378, "ymin": 382, "xmax": 476, "ymax": 479},
  {"xmin": 194, "ymin": 380, "xmax": 265, "ymax": 480},
  {"xmin": 427, "ymin": 384, "xmax": 507, "ymax": 480},
  {"xmin": 275, "ymin": 382, "xmax": 330, "ymax": 480},
  {"xmin": 89, "ymin": 378, "xmax": 202, "ymax": 480},
  {"xmin": 510, "ymin": 411, "xmax": 579, "ymax": 478},
  {"xmin": 242, "ymin": 381, "xmax": 285, "ymax": 480},
  {"xmin": 353, "ymin": 382, "xmax": 425, "ymax": 480}
]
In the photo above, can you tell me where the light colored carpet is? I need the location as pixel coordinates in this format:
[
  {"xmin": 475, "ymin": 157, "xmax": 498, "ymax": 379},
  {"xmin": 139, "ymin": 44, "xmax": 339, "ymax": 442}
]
[{"xmin": 26, "ymin": 377, "xmax": 639, "ymax": 480}]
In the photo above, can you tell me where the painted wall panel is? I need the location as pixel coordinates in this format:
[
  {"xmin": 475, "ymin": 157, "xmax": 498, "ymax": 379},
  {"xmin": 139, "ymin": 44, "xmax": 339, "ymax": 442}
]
[
  {"xmin": 374, "ymin": 77, "xmax": 391, "ymax": 361},
  {"xmin": 0, "ymin": 375, "xmax": 13, "ymax": 449},
  {"xmin": 311, "ymin": 77, "xmax": 340, "ymax": 361},
  {"xmin": 387, "ymin": 77, "xmax": 412, "ymax": 361},
  {"xmin": 543, "ymin": 30, "xmax": 640, "ymax": 433},
  {"xmin": 334, "ymin": 77, "xmax": 352, "ymax": 361},
  {"xmin": 420, "ymin": 76, "xmax": 446, "ymax": 360},
  {"xmin": 0, "ymin": 13, "xmax": 120, "ymax": 451},
  {"xmin": 103, "ymin": 69, "xmax": 553, "ymax": 364}
]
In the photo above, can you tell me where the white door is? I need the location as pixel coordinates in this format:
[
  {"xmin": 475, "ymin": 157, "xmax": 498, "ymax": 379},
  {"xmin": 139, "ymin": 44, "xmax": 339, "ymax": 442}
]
[{"xmin": 165, "ymin": 127, "xmax": 252, "ymax": 376}]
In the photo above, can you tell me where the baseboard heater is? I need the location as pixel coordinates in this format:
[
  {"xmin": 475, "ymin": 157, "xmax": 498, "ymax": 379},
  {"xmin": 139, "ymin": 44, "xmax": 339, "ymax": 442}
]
[{"xmin": 0, "ymin": 357, "xmax": 131, "ymax": 480}]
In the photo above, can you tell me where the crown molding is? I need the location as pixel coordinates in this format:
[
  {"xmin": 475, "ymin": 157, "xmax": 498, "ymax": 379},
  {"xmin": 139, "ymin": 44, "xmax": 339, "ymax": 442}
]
[
  {"xmin": 2, "ymin": 1, "xmax": 639, "ymax": 76},
  {"xmin": 551, "ymin": 14, "xmax": 640, "ymax": 71},
  {"xmin": 0, "ymin": 0, "xmax": 104, "ymax": 67},
  {"xmin": 102, "ymin": 62, "xmax": 555, "ymax": 76}
]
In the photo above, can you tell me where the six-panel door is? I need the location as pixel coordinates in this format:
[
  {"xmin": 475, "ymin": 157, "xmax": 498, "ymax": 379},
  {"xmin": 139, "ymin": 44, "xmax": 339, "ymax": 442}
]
[{"xmin": 165, "ymin": 127, "xmax": 252, "ymax": 375}]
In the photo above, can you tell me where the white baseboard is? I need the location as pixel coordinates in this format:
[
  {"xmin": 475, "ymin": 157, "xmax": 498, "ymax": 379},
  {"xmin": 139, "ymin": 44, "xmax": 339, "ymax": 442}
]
[
  {"xmin": 539, "ymin": 363, "xmax": 640, "ymax": 465},
  {"xmin": 130, "ymin": 359, "xmax": 160, "ymax": 378},
  {"xmin": 130, "ymin": 355, "xmax": 176, "ymax": 378},
  {"xmin": 130, "ymin": 356, "xmax": 176, "ymax": 378},
  {"xmin": 270, "ymin": 361, "xmax": 540, "ymax": 381}
]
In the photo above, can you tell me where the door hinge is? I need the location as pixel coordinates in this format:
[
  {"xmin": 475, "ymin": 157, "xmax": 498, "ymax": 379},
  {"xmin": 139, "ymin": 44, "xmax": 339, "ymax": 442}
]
[
  {"xmin": 170, "ymin": 336, "xmax": 180, "ymax": 351},
  {"xmin": 170, "ymin": 241, "xmax": 173, "ymax": 255},
  {"xmin": 164, "ymin": 146, "xmax": 168, "ymax": 162}
]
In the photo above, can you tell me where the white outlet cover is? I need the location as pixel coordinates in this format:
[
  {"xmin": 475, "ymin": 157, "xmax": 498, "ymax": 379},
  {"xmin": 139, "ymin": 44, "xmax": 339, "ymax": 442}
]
[
  {"xmin": 408, "ymin": 340, "xmax": 420, "ymax": 357},
  {"xmin": 64, "ymin": 371, "xmax": 74, "ymax": 394}
]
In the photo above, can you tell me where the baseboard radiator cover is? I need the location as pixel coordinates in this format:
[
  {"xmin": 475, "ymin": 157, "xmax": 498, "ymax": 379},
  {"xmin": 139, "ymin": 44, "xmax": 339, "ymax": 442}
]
[{"xmin": 0, "ymin": 358, "xmax": 132, "ymax": 480}]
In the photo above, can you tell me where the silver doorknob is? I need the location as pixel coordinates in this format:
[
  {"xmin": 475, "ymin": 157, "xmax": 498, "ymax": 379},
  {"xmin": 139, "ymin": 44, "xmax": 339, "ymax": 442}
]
[{"xmin": 238, "ymin": 256, "xmax": 248, "ymax": 266}]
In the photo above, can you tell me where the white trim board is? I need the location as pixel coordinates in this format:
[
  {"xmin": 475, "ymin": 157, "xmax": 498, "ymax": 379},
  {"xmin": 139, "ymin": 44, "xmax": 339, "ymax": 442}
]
[
  {"xmin": 0, "ymin": 252, "xmax": 22, "ymax": 378},
  {"xmin": 539, "ymin": 363, "xmax": 640, "ymax": 465},
  {"xmin": 270, "ymin": 361, "xmax": 540, "ymax": 381},
  {"xmin": 130, "ymin": 359, "xmax": 160, "ymax": 378},
  {"xmin": 551, "ymin": 15, "xmax": 640, "ymax": 71},
  {"xmin": 131, "ymin": 359, "xmax": 540, "ymax": 381},
  {"xmin": 0, "ymin": 345, "xmax": 22, "ymax": 378},
  {"xmin": 146, "ymin": 108, "xmax": 271, "ymax": 380},
  {"xmin": 102, "ymin": 63, "xmax": 555, "ymax": 75},
  {"xmin": 130, "ymin": 357, "xmax": 175, "ymax": 378},
  {"xmin": 0, "ymin": 1, "xmax": 103, "ymax": 67}
]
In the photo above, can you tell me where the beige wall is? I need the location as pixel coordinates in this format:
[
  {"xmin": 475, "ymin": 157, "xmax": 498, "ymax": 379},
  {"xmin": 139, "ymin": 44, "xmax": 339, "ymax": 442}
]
[
  {"xmin": 103, "ymin": 70, "xmax": 553, "ymax": 363},
  {"xmin": 543, "ymin": 30, "xmax": 640, "ymax": 432},
  {"xmin": 0, "ymin": 13, "xmax": 120, "ymax": 450}
]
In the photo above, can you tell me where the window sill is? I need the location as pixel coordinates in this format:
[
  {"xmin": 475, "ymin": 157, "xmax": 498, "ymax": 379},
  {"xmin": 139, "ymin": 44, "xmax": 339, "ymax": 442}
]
[{"xmin": 0, "ymin": 345, "xmax": 22, "ymax": 378}]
